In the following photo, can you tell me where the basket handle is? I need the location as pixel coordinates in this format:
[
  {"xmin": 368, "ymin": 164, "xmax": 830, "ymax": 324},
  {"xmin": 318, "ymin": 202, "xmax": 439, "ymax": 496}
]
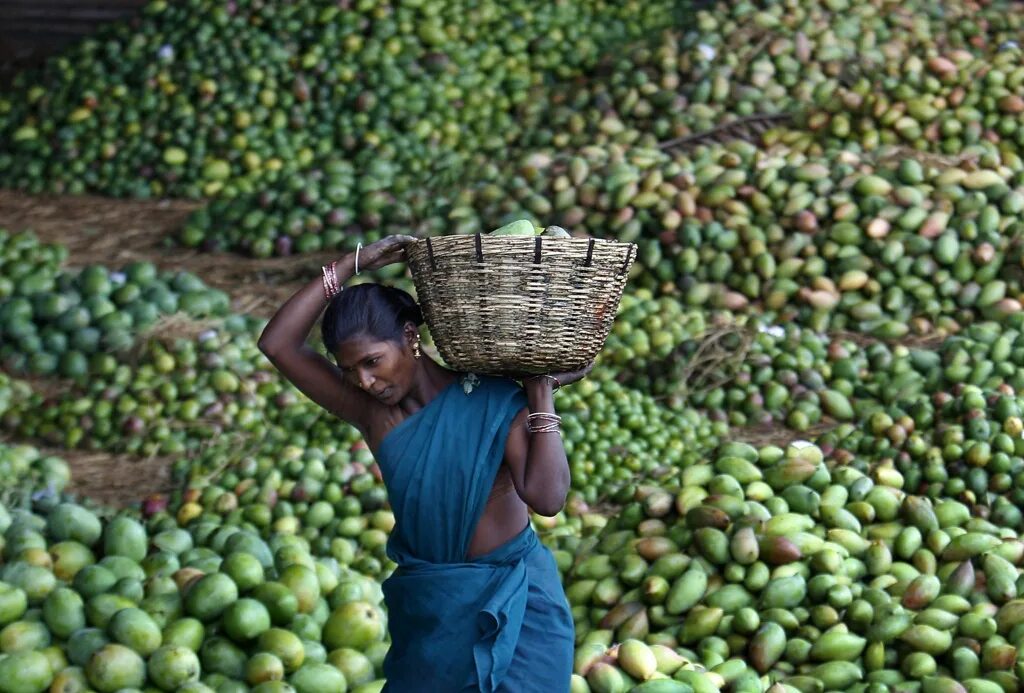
[
  {"xmin": 584, "ymin": 238, "xmax": 595, "ymax": 267},
  {"xmin": 426, "ymin": 237, "xmax": 437, "ymax": 270},
  {"xmin": 619, "ymin": 243, "xmax": 636, "ymax": 275},
  {"xmin": 475, "ymin": 233, "xmax": 483, "ymax": 263}
]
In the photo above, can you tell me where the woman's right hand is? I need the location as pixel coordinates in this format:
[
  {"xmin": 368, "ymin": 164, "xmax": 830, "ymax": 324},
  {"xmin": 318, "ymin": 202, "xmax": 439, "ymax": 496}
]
[{"xmin": 354, "ymin": 235, "xmax": 418, "ymax": 272}]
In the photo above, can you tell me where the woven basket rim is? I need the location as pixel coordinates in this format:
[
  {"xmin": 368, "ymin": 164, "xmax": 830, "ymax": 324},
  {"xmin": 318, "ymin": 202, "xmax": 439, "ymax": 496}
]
[
  {"xmin": 408, "ymin": 234, "xmax": 637, "ymax": 275},
  {"xmin": 409, "ymin": 235, "xmax": 635, "ymax": 250}
]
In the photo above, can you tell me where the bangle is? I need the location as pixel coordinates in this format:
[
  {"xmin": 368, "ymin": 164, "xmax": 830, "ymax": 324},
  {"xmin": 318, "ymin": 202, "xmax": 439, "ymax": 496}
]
[
  {"xmin": 527, "ymin": 412, "xmax": 561, "ymax": 434},
  {"xmin": 322, "ymin": 261, "xmax": 341, "ymax": 300},
  {"xmin": 527, "ymin": 374, "xmax": 560, "ymax": 391},
  {"xmin": 354, "ymin": 242, "xmax": 362, "ymax": 276}
]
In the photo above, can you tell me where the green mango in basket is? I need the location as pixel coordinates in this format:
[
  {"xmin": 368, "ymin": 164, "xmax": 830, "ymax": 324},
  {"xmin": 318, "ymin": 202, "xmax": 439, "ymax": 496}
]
[
  {"xmin": 541, "ymin": 225, "xmax": 572, "ymax": 239},
  {"xmin": 489, "ymin": 219, "xmax": 538, "ymax": 237}
]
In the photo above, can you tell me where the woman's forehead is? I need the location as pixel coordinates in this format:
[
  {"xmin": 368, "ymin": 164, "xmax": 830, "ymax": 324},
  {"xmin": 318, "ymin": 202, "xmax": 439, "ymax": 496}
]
[{"xmin": 335, "ymin": 335, "xmax": 391, "ymax": 364}]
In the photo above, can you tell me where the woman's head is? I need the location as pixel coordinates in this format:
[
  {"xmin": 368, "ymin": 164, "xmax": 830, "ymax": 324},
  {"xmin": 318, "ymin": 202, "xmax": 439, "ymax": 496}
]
[{"xmin": 321, "ymin": 283, "xmax": 425, "ymax": 404}]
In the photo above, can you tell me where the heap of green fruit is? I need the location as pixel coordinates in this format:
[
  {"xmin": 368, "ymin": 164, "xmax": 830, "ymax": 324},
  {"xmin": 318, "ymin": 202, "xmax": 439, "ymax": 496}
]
[
  {"xmin": 0, "ymin": 491, "xmax": 389, "ymax": 692},
  {"xmin": 6, "ymin": 382, "xmax": 1024, "ymax": 693},
  {"xmin": 519, "ymin": 0, "xmax": 1024, "ymax": 155},
  {"xmin": 444, "ymin": 139, "xmax": 1024, "ymax": 337},
  {"xmin": 0, "ymin": 229, "xmax": 67, "ymax": 301},
  {"xmin": 807, "ymin": 47, "xmax": 1024, "ymax": 157},
  {"xmin": 0, "ymin": 259, "xmax": 230, "ymax": 380},
  {"xmin": 525, "ymin": 0, "xmax": 991, "ymax": 156},
  {"xmin": 820, "ymin": 386, "xmax": 1024, "ymax": 529},
  {"xmin": 552, "ymin": 439, "xmax": 1024, "ymax": 693},
  {"xmin": 558, "ymin": 372, "xmax": 725, "ymax": 507},
  {"xmin": 173, "ymin": 0, "xmax": 1024, "ymax": 262},
  {"xmin": 177, "ymin": 158, "xmax": 427, "ymax": 258},
  {"xmin": 0, "ymin": 0, "xmax": 677, "ymax": 200},
  {"xmin": 167, "ymin": 437, "xmax": 395, "ymax": 581},
  {"xmin": 599, "ymin": 289, "xmax": 708, "ymax": 375},
  {"xmin": 683, "ymin": 314, "xmax": 1024, "ymax": 431},
  {"xmin": 1, "ymin": 315, "xmax": 309, "ymax": 455},
  {"xmin": 12, "ymin": 2, "xmax": 1024, "ymax": 693},
  {"xmin": 0, "ymin": 440, "xmax": 71, "ymax": 507}
]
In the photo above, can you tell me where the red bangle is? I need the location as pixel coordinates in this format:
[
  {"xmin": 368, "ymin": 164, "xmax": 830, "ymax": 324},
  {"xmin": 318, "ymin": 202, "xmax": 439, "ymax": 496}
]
[{"xmin": 322, "ymin": 261, "xmax": 341, "ymax": 300}]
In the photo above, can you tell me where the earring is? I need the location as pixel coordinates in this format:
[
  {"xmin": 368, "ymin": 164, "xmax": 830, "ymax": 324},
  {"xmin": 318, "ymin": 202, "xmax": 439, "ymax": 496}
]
[{"xmin": 413, "ymin": 340, "xmax": 421, "ymax": 359}]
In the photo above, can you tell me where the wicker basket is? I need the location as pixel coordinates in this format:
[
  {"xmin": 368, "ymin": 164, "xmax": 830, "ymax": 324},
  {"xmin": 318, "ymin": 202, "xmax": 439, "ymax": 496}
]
[{"xmin": 406, "ymin": 234, "xmax": 636, "ymax": 376}]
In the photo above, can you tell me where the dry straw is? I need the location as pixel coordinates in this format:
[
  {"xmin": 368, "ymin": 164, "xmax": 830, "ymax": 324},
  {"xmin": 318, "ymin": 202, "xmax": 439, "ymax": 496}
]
[{"xmin": 407, "ymin": 234, "xmax": 636, "ymax": 376}]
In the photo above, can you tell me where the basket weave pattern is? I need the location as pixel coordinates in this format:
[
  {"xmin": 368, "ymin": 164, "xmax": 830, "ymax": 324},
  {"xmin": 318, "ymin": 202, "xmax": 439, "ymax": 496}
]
[{"xmin": 407, "ymin": 235, "xmax": 636, "ymax": 376}]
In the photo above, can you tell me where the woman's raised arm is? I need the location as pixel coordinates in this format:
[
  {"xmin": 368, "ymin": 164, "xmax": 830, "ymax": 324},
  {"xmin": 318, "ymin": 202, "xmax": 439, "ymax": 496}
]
[
  {"xmin": 257, "ymin": 252, "xmax": 375, "ymax": 429},
  {"xmin": 257, "ymin": 236, "xmax": 415, "ymax": 428},
  {"xmin": 503, "ymin": 364, "xmax": 594, "ymax": 516}
]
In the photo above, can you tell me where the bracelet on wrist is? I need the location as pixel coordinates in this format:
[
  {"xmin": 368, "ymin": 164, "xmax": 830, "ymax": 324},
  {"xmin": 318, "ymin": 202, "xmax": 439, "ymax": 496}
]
[
  {"xmin": 322, "ymin": 261, "xmax": 342, "ymax": 300},
  {"xmin": 527, "ymin": 374, "xmax": 560, "ymax": 391},
  {"xmin": 526, "ymin": 412, "xmax": 561, "ymax": 434}
]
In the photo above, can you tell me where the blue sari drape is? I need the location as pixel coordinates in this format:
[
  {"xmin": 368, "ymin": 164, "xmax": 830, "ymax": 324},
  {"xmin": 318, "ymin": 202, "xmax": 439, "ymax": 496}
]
[{"xmin": 375, "ymin": 375, "xmax": 574, "ymax": 692}]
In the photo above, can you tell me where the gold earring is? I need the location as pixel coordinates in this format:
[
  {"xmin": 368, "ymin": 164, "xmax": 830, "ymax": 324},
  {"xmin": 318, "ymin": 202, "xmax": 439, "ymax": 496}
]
[{"xmin": 413, "ymin": 340, "xmax": 421, "ymax": 359}]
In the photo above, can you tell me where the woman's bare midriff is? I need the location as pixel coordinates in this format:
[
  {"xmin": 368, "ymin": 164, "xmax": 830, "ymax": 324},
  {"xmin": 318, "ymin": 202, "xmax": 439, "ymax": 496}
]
[{"xmin": 465, "ymin": 463, "xmax": 530, "ymax": 560}]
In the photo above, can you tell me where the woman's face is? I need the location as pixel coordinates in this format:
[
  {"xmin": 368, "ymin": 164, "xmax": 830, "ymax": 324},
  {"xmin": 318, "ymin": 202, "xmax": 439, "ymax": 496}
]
[{"xmin": 334, "ymin": 332, "xmax": 417, "ymax": 406}]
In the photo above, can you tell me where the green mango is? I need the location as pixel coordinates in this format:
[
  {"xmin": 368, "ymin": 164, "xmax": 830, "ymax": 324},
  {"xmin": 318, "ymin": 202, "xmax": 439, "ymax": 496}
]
[{"xmin": 490, "ymin": 219, "xmax": 538, "ymax": 237}]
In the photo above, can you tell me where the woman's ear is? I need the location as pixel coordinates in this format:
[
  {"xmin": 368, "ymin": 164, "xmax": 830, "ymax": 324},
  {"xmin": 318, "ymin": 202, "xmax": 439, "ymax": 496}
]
[{"xmin": 404, "ymin": 322, "xmax": 419, "ymax": 348}]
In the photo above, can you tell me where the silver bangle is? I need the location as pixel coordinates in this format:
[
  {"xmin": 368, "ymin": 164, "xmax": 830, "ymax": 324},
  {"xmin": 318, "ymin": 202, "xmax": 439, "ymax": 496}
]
[
  {"xmin": 527, "ymin": 424, "xmax": 561, "ymax": 435},
  {"xmin": 355, "ymin": 242, "xmax": 362, "ymax": 275},
  {"xmin": 526, "ymin": 412, "xmax": 561, "ymax": 434},
  {"xmin": 528, "ymin": 374, "xmax": 560, "ymax": 391}
]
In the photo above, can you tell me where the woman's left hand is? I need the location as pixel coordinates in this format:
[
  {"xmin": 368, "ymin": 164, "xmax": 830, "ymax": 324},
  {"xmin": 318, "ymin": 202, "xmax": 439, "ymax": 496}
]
[
  {"xmin": 526, "ymin": 361, "xmax": 595, "ymax": 390},
  {"xmin": 356, "ymin": 235, "xmax": 418, "ymax": 272}
]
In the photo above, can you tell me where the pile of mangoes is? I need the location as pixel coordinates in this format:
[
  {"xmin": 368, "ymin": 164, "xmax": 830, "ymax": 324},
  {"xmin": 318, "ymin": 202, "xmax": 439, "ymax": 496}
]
[
  {"xmin": 552, "ymin": 439, "xmax": 1024, "ymax": 693},
  {"xmin": 0, "ymin": 0, "xmax": 677, "ymax": 201},
  {"xmin": 7, "ymin": 1, "xmax": 1024, "ymax": 692},
  {"xmin": 0, "ymin": 230, "xmax": 230, "ymax": 380}
]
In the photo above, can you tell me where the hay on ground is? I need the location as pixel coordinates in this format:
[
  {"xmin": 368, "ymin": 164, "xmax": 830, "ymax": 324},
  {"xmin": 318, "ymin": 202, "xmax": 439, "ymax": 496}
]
[
  {"xmin": 47, "ymin": 447, "xmax": 177, "ymax": 508},
  {"xmin": 829, "ymin": 329, "xmax": 946, "ymax": 350},
  {"xmin": 676, "ymin": 324, "xmax": 755, "ymax": 397},
  {"xmin": 131, "ymin": 312, "xmax": 226, "ymax": 350},
  {"xmin": 726, "ymin": 419, "xmax": 839, "ymax": 449}
]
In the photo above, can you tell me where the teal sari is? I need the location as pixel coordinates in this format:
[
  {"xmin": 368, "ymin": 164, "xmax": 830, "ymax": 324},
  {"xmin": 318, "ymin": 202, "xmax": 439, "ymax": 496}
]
[{"xmin": 376, "ymin": 375, "xmax": 574, "ymax": 692}]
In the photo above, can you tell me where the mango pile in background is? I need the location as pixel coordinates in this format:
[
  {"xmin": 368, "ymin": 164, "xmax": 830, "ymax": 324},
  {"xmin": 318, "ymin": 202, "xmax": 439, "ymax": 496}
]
[{"xmin": 5, "ymin": 0, "xmax": 1024, "ymax": 692}]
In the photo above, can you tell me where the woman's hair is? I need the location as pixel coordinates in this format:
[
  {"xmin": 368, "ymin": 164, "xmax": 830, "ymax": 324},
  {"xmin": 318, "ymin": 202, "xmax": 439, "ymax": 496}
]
[{"xmin": 321, "ymin": 283, "xmax": 424, "ymax": 355}]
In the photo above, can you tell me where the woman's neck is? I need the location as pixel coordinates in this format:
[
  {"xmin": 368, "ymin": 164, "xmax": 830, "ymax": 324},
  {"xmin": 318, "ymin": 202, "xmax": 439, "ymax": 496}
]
[{"xmin": 400, "ymin": 360, "xmax": 459, "ymax": 413}]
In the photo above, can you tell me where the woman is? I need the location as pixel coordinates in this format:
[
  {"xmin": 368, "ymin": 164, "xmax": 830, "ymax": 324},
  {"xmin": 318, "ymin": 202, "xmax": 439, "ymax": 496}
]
[{"xmin": 257, "ymin": 235, "xmax": 589, "ymax": 692}]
